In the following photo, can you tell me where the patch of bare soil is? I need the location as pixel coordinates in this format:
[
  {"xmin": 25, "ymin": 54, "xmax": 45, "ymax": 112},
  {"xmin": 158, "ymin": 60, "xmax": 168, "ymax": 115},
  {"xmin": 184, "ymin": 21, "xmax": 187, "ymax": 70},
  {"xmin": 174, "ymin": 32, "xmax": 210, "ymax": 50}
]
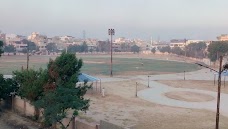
[
  {"xmin": 157, "ymin": 80, "xmax": 228, "ymax": 94},
  {"xmin": 164, "ymin": 91, "xmax": 214, "ymax": 102},
  {"xmin": 0, "ymin": 111, "xmax": 39, "ymax": 129}
]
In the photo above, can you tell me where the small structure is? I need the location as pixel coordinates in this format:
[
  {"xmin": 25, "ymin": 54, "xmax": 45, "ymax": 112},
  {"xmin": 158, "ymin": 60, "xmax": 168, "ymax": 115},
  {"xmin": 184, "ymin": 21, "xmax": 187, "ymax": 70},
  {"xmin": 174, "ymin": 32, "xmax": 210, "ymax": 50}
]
[{"xmin": 77, "ymin": 73, "xmax": 101, "ymax": 93}]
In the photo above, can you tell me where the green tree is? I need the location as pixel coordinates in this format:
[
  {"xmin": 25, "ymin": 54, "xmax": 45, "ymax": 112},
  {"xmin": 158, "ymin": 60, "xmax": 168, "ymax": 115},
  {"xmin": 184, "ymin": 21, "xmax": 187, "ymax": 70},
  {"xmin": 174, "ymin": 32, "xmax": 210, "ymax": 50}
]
[
  {"xmin": 89, "ymin": 48, "xmax": 93, "ymax": 53},
  {"xmin": 81, "ymin": 42, "xmax": 88, "ymax": 53},
  {"xmin": 4, "ymin": 45, "xmax": 16, "ymax": 53},
  {"xmin": 131, "ymin": 45, "xmax": 140, "ymax": 53},
  {"xmin": 21, "ymin": 39, "xmax": 37, "ymax": 52},
  {"xmin": 13, "ymin": 69, "xmax": 48, "ymax": 119},
  {"xmin": 208, "ymin": 41, "xmax": 228, "ymax": 62},
  {"xmin": 159, "ymin": 46, "xmax": 171, "ymax": 53},
  {"xmin": 46, "ymin": 43, "xmax": 58, "ymax": 52},
  {"xmin": 171, "ymin": 47, "xmax": 185, "ymax": 55},
  {"xmin": 186, "ymin": 42, "xmax": 207, "ymax": 59},
  {"xmin": 0, "ymin": 40, "xmax": 4, "ymax": 57},
  {"xmin": 151, "ymin": 48, "xmax": 156, "ymax": 54},
  {"xmin": 35, "ymin": 52, "xmax": 90, "ymax": 128},
  {"xmin": 0, "ymin": 74, "xmax": 18, "ymax": 101}
]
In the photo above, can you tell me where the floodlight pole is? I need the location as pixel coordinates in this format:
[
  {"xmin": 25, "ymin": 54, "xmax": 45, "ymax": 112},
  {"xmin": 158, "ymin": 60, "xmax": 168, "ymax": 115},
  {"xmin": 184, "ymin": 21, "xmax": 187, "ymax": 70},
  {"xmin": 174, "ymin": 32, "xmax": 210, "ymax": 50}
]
[{"xmin": 108, "ymin": 29, "xmax": 115, "ymax": 77}]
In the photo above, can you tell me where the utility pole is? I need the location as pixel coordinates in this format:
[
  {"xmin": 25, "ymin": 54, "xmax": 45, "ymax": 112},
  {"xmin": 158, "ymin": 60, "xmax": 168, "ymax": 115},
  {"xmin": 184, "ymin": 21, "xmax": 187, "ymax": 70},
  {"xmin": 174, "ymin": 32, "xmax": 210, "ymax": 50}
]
[
  {"xmin": 108, "ymin": 29, "xmax": 115, "ymax": 77},
  {"xmin": 216, "ymin": 56, "xmax": 223, "ymax": 129}
]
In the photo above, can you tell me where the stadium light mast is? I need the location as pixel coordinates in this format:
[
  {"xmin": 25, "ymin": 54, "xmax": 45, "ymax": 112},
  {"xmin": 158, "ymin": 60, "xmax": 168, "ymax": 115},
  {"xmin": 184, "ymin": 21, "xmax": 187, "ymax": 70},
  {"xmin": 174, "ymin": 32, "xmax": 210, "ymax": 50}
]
[{"xmin": 108, "ymin": 29, "xmax": 115, "ymax": 77}]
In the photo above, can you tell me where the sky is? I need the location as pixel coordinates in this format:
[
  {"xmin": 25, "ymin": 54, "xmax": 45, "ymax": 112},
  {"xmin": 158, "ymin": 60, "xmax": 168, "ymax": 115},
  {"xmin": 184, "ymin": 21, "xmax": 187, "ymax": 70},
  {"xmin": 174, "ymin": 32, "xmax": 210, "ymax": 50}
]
[{"xmin": 0, "ymin": 0, "xmax": 228, "ymax": 41}]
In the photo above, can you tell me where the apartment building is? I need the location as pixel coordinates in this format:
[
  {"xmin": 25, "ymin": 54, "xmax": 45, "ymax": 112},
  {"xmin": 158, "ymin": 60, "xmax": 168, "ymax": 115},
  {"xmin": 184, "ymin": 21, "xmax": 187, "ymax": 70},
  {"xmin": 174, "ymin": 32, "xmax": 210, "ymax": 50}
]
[
  {"xmin": 169, "ymin": 39, "xmax": 186, "ymax": 49},
  {"xmin": 217, "ymin": 34, "xmax": 228, "ymax": 41},
  {"xmin": 28, "ymin": 32, "xmax": 48, "ymax": 44}
]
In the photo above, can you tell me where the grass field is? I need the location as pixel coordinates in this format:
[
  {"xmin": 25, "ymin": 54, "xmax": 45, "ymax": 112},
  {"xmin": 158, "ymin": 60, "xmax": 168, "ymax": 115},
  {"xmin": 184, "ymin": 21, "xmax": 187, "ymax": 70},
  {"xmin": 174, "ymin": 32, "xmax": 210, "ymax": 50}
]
[{"xmin": 0, "ymin": 54, "xmax": 200, "ymax": 75}]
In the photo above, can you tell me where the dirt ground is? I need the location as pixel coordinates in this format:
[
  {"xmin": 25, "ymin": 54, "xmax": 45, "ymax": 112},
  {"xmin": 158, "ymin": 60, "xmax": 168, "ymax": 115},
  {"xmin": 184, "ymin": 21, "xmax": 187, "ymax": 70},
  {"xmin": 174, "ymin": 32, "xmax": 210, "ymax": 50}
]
[
  {"xmin": 164, "ymin": 91, "xmax": 215, "ymax": 102},
  {"xmin": 81, "ymin": 80, "xmax": 228, "ymax": 129},
  {"xmin": 157, "ymin": 80, "xmax": 228, "ymax": 94},
  {"xmin": 0, "ymin": 111, "xmax": 39, "ymax": 129}
]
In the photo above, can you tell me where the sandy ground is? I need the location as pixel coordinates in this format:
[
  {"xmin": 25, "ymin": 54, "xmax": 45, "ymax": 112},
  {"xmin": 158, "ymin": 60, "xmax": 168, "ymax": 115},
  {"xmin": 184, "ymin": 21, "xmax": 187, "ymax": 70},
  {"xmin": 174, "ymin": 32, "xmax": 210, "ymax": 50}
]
[
  {"xmin": 164, "ymin": 91, "xmax": 215, "ymax": 102},
  {"xmin": 157, "ymin": 80, "xmax": 228, "ymax": 94},
  {"xmin": 0, "ymin": 111, "xmax": 39, "ymax": 129},
  {"xmin": 80, "ymin": 80, "xmax": 228, "ymax": 129}
]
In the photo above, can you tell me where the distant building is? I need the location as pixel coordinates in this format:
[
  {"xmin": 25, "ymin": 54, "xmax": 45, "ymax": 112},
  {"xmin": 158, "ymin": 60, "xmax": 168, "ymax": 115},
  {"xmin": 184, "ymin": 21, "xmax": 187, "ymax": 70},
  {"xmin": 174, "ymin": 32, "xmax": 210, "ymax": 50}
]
[
  {"xmin": 14, "ymin": 41, "xmax": 28, "ymax": 52},
  {"xmin": 217, "ymin": 34, "xmax": 228, "ymax": 41},
  {"xmin": 152, "ymin": 43, "xmax": 169, "ymax": 50},
  {"xmin": 59, "ymin": 35, "xmax": 75, "ymax": 42},
  {"xmin": 169, "ymin": 39, "xmax": 186, "ymax": 49},
  {"xmin": 186, "ymin": 40, "xmax": 204, "ymax": 45},
  {"xmin": 5, "ymin": 34, "xmax": 24, "ymax": 45},
  {"xmin": 28, "ymin": 32, "xmax": 48, "ymax": 44}
]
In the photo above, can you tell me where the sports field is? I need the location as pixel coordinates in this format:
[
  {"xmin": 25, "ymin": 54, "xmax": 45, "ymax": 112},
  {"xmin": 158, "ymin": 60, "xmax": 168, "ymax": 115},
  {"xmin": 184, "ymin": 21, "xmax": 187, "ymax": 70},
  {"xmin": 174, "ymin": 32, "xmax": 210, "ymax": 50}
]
[{"xmin": 0, "ymin": 54, "xmax": 200, "ymax": 75}]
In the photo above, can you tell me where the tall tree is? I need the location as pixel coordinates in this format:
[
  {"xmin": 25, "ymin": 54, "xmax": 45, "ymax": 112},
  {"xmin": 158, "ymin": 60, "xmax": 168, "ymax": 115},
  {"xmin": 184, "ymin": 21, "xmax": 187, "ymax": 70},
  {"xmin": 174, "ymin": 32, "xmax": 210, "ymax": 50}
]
[
  {"xmin": 171, "ymin": 47, "xmax": 185, "ymax": 55},
  {"xmin": 159, "ymin": 46, "xmax": 171, "ymax": 53},
  {"xmin": 208, "ymin": 41, "xmax": 228, "ymax": 62},
  {"xmin": 131, "ymin": 45, "xmax": 140, "ymax": 53},
  {"xmin": 46, "ymin": 43, "xmax": 58, "ymax": 52},
  {"xmin": 35, "ymin": 52, "xmax": 90, "ymax": 128},
  {"xmin": 0, "ymin": 40, "xmax": 4, "ymax": 57},
  {"xmin": 4, "ymin": 45, "xmax": 16, "ymax": 53},
  {"xmin": 186, "ymin": 42, "xmax": 207, "ymax": 59},
  {"xmin": 21, "ymin": 39, "xmax": 37, "ymax": 52},
  {"xmin": 81, "ymin": 41, "xmax": 88, "ymax": 53},
  {"xmin": 151, "ymin": 47, "xmax": 156, "ymax": 54}
]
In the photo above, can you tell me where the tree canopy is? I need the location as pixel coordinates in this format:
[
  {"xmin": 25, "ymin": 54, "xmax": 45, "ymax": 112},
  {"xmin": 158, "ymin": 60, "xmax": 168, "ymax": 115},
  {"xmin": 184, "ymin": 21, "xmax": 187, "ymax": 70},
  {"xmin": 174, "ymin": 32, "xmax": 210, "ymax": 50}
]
[
  {"xmin": 159, "ymin": 46, "xmax": 171, "ymax": 53},
  {"xmin": 186, "ymin": 42, "xmax": 207, "ymax": 59},
  {"xmin": 46, "ymin": 43, "xmax": 58, "ymax": 52},
  {"xmin": 4, "ymin": 45, "xmax": 16, "ymax": 53},
  {"xmin": 67, "ymin": 42, "xmax": 88, "ymax": 53},
  {"xmin": 0, "ymin": 74, "xmax": 18, "ymax": 101},
  {"xmin": 131, "ymin": 45, "xmax": 140, "ymax": 53},
  {"xmin": 208, "ymin": 41, "xmax": 228, "ymax": 62},
  {"xmin": 151, "ymin": 47, "xmax": 156, "ymax": 54},
  {"xmin": 171, "ymin": 47, "xmax": 185, "ymax": 56},
  {"xmin": 0, "ymin": 40, "xmax": 4, "ymax": 56}
]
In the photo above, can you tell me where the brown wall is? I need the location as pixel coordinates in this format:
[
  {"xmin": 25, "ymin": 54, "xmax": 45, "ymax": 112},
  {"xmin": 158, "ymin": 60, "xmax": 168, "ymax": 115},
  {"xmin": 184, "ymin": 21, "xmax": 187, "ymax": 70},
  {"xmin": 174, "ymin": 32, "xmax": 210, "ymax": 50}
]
[{"xmin": 13, "ymin": 96, "xmax": 35, "ymax": 116}]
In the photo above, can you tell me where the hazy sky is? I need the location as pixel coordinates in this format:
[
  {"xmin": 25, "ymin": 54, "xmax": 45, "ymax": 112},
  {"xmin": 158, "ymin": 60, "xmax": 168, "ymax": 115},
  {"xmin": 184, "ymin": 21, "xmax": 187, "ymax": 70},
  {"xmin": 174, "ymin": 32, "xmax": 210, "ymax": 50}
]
[{"xmin": 0, "ymin": 0, "xmax": 228, "ymax": 41}]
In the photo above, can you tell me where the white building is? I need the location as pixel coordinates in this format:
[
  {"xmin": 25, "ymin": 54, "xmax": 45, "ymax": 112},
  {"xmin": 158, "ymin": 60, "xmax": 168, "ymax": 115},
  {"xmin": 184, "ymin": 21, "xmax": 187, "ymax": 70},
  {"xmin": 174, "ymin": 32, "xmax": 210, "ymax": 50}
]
[
  {"xmin": 186, "ymin": 40, "xmax": 204, "ymax": 45},
  {"xmin": 169, "ymin": 39, "xmax": 186, "ymax": 49}
]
